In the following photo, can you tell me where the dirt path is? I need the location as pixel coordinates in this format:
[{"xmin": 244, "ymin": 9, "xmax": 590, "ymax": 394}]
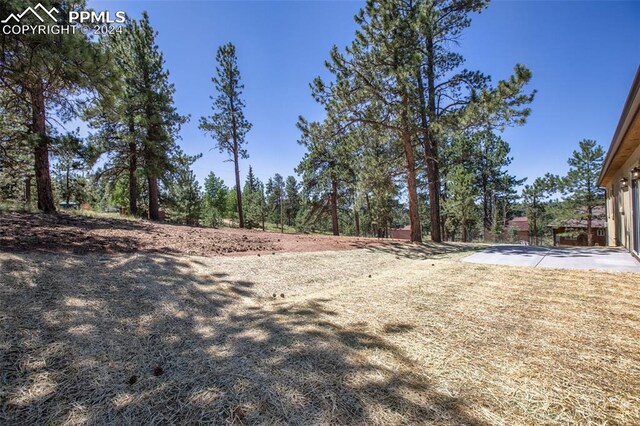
[{"xmin": 0, "ymin": 212, "xmax": 402, "ymax": 256}]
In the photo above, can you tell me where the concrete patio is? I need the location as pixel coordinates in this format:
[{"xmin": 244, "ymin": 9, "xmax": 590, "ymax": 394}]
[{"xmin": 463, "ymin": 245, "xmax": 640, "ymax": 273}]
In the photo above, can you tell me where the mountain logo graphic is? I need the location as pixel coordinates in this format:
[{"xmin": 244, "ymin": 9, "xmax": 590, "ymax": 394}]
[{"xmin": 2, "ymin": 3, "xmax": 59, "ymax": 24}]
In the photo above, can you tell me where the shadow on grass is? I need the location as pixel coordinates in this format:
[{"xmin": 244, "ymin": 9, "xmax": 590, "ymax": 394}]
[
  {"xmin": 0, "ymin": 252, "xmax": 487, "ymax": 425},
  {"xmin": 0, "ymin": 212, "xmax": 159, "ymax": 255},
  {"xmin": 356, "ymin": 241, "xmax": 481, "ymax": 260}
]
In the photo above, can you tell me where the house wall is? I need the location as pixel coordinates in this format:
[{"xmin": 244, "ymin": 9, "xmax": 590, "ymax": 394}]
[
  {"xmin": 606, "ymin": 143, "xmax": 640, "ymax": 254},
  {"xmin": 516, "ymin": 230, "xmax": 530, "ymax": 243},
  {"xmin": 495, "ymin": 228, "xmax": 529, "ymax": 243},
  {"xmin": 390, "ymin": 229, "xmax": 411, "ymax": 240},
  {"xmin": 600, "ymin": 66, "xmax": 640, "ymax": 259},
  {"xmin": 553, "ymin": 227, "xmax": 607, "ymax": 247}
]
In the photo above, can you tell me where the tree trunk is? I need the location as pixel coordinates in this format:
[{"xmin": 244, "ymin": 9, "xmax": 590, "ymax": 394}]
[
  {"xmin": 398, "ymin": 90, "xmax": 422, "ymax": 243},
  {"xmin": 365, "ymin": 193, "xmax": 372, "ymax": 237},
  {"xmin": 330, "ymin": 177, "xmax": 339, "ymax": 236},
  {"xmin": 417, "ymin": 115, "xmax": 442, "ymax": 242},
  {"xmin": 440, "ymin": 192, "xmax": 447, "ymax": 242},
  {"xmin": 482, "ymin": 183, "xmax": 491, "ymax": 236},
  {"xmin": 404, "ymin": 153, "xmax": 421, "ymax": 243},
  {"xmin": 148, "ymin": 175, "xmax": 160, "ymax": 220},
  {"xmin": 24, "ymin": 176, "xmax": 31, "ymax": 206},
  {"xmin": 128, "ymin": 143, "xmax": 138, "ymax": 216},
  {"xmin": 481, "ymin": 142, "xmax": 492, "ymax": 236},
  {"xmin": 280, "ymin": 190, "xmax": 284, "ymax": 233},
  {"xmin": 128, "ymin": 120, "xmax": 138, "ymax": 216},
  {"xmin": 65, "ymin": 165, "xmax": 71, "ymax": 204},
  {"xmin": 442, "ymin": 218, "xmax": 447, "ymax": 241},
  {"xmin": 424, "ymin": 145, "xmax": 441, "ymax": 242},
  {"xmin": 354, "ymin": 204, "xmax": 360, "ymax": 237},
  {"xmin": 31, "ymin": 81, "xmax": 55, "ymax": 213},
  {"xmin": 417, "ymin": 39, "xmax": 442, "ymax": 243},
  {"xmin": 233, "ymin": 147, "xmax": 244, "ymax": 228}
]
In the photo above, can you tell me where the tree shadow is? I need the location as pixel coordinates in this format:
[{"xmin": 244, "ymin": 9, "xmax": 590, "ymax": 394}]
[
  {"xmin": 1, "ymin": 211, "xmax": 151, "ymax": 231},
  {"xmin": 546, "ymin": 247, "xmax": 630, "ymax": 258},
  {"xmin": 383, "ymin": 323, "xmax": 415, "ymax": 334},
  {"xmin": 0, "ymin": 251, "xmax": 487, "ymax": 425},
  {"xmin": 478, "ymin": 245, "xmax": 636, "ymax": 260},
  {"xmin": 0, "ymin": 212, "xmax": 159, "ymax": 255},
  {"xmin": 357, "ymin": 241, "xmax": 479, "ymax": 260},
  {"xmin": 482, "ymin": 245, "xmax": 550, "ymax": 256}
]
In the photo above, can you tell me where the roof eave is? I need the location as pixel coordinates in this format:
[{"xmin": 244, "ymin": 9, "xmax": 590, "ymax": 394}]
[{"xmin": 598, "ymin": 66, "xmax": 640, "ymax": 188}]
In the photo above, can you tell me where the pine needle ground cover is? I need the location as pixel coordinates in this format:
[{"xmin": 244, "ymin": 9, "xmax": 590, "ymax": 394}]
[{"xmin": 1, "ymin": 245, "xmax": 638, "ymax": 425}]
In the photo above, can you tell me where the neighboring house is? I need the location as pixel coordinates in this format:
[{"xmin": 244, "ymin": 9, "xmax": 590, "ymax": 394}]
[
  {"xmin": 504, "ymin": 216, "xmax": 530, "ymax": 243},
  {"xmin": 598, "ymin": 66, "xmax": 640, "ymax": 259},
  {"xmin": 551, "ymin": 206, "xmax": 607, "ymax": 246},
  {"xmin": 390, "ymin": 225, "xmax": 411, "ymax": 240}
]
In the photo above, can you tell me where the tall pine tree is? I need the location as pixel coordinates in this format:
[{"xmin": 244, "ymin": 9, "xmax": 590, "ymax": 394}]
[
  {"xmin": 135, "ymin": 12, "xmax": 187, "ymax": 220},
  {"xmin": 203, "ymin": 171, "xmax": 228, "ymax": 226},
  {"xmin": 561, "ymin": 139, "xmax": 605, "ymax": 246},
  {"xmin": 522, "ymin": 174, "xmax": 556, "ymax": 246},
  {"xmin": 0, "ymin": 0, "xmax": 113, "ymax": 212},
  {"xmin": 200, "ymin": 43, "xmax": 252, "ymax": 228}
]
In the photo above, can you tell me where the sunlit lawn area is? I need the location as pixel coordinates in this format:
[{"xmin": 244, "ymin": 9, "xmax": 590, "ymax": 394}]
[{"xmin": 1, "ymin": 244, "xmax": 638, "ymax": 425}]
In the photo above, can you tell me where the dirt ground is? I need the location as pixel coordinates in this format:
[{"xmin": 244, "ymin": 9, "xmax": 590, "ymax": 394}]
[
  {"xmin": 0, "ymin": 212, "xmax": 398, "ymax": 256},
  {"xmin": 1, "ymin": 230, "xmax": 639, "ymax": 425}
]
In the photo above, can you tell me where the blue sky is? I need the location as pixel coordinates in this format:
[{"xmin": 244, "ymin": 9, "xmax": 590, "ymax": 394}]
[{"xmin": 88, "ymin": 0, "xmax": 640, "ymax": 190}]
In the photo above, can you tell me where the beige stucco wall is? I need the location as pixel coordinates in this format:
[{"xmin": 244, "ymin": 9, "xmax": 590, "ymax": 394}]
[
  {"xmin": 606, "ymin": 143, "xmax": 640, "ymax": 252},
  {"xmin": 605, "ymin": 187, "xmax": 616, "ymax": 246}
]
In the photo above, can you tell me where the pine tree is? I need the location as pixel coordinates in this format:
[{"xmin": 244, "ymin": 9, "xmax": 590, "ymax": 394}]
[
  {"xmin": 561, "ymin": 139, "xmax": 605, "ymax": 246},
  {"xmin": 203, "ymin": 172, "xmax": 228, "ymax": 227},
  {"xmin": 165, "ymin": 151, "xmax": 202, "ymax": 225},
  {"xmin": 358, "ymin": 127, "xmax": 402, "ymax": 238},
  {"xmin": 243, "ymin": 175, "xmax": 266, "ymax": 230},
  {"xmin": 226, "ymin": 186, "xmax": 239, "ymax": 224},
  {"xmin": 135, "ymin": 12, "xmax": 187, "ymax": 220},
  {"xmin": 52, "ymin": 133, "xmax": 87, "ymax": 205},
  {"xmin": 242, "ymin": 166, "xmax": 263, "ymax": 229},
  {"xmin": 88, "ymin": 13, "xmax": 186, "ymax": 220},
  {"xmin": 296, "ymin": 119, "xmax": 350, "ymax": 236},
  {"xmin": 200, "ymin": 43, "xmax": 252, "ymax": 228},
  {"xmin": 443, "ymin": 130, "xmax": 523, "ymax": 240},
  {"xmin": 441, "ymin": 166, "xmax": 478, "ymax": 242},
  {"xmin": 254, "ymin": 179, "xmax": 267, "ymax": 231},
  {"xmin": 284, "ymin": 176, "xmax": 300, "ymax": 226},
  {"xmin": 244, "ymin": 165, "xmax": 258, "ymax": 193},
  {"xmin": 414, "ymin": 0, "xmax": 534, "ymax": 243},
  {"xmin": 522, "ymin": 174, "xmax": 556, "ymax": 246},
  {"xmin": 267, "ymin": 173, "xmax": 286, "ymax": 232},
  {"xmin": 313, "ymin": 1, "xmax": 424, "ymax": 241},
  {"xmin": 86, "ymin": 19, "xmax": 143, "ymax": 216},
  {"xmin": 0, "ymin": 0, "xmax": 113, "ymax": 212},
  {"xmin": 310, "ymin": 0, "xmax": 535, "ymax": 242},
  {"xmin": 265, "ymin": 177, "xmax": 275, "ymax": 215},
  {"xmin": 0, "ymin": 89, "xmax": 34, "ymax": 207}
]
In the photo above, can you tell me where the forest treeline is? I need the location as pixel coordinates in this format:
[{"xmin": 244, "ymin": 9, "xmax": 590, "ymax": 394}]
[{"xmin": 0, "ymin": 0, "xmax": 605, "ymax": 244}]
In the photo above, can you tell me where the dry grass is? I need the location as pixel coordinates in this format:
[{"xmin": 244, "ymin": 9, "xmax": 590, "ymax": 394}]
[{"xmin": 1, "ymin": 244, "xmax": 639, "ymax": 425}]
